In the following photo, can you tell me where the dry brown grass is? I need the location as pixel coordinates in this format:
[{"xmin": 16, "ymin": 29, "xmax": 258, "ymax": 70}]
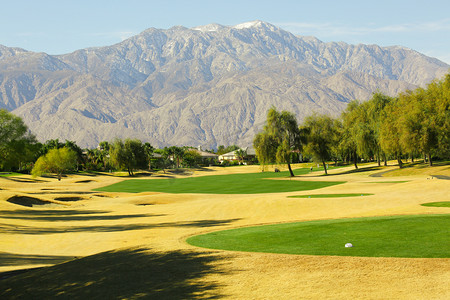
[{"xmin": 0, "ymin": 164, "xmax": 449, "ymax": 299}]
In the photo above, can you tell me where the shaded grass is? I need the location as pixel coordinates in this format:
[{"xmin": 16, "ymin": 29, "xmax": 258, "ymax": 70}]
[
  {"xmin": 288, "ymin": 193, "xmax": 374, "ymax": 198},
  {"xmin": 0, "ymin": 247, "xmax": 227, "ymax": 299},
  {"xmin": 0, "ymin": 252, "xmax": 76, "ymax": 267},
  {"xmin": 421, "ymin": 202, "xmax": 450, "ymax": 208},
  {"xmin": 95, "ymin": 168, "xmax": 345, "ymax": 194},
  {"xmin": 187, "ymin": 214, "xmax": 450, "ymax": 258}
]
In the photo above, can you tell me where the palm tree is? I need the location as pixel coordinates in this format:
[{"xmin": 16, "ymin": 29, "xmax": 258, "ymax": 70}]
[{"xmin": 235, "ymin": 148, "xmax": 247, "ymax": 165}]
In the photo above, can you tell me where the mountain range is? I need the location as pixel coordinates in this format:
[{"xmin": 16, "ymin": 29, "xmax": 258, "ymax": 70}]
[{"xmin": 1, "ymin": 20, "xmax": 448, "ymax": 149}]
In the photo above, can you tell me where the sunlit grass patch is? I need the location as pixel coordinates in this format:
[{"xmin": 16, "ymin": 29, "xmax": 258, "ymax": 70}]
[
  {"xmin": 421, "ymin": 202, "xmax": 450, "ymax": 208},
  {"xmin": 187, "ymin": 214, "xmax": 450, "ymax": 258},
  {"xmin": 0, "ymin": 172, "xmax": 22, "ymax": 177},
  {"xmin": 95, "ymin": 169, "xmax": 345, "ymax": 194}
]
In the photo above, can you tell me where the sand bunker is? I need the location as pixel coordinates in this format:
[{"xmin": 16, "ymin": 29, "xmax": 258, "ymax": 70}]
[
  {"xmin": 7, "ymin": 196, "xmax": 55, "ymax": 207},
  {"xmin": 53, "ymin": 197, "xmax": 84, "ymax": 202}
]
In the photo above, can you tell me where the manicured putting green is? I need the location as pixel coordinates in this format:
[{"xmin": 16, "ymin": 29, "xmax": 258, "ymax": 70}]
[
  {"xmin": 421, "ymin": 202, "xmax": 450, "ymax": 208},
  {"xmin": 288, "ymin": 193, "xmax": 373, "ymax": 198},
  {"xmin": 187, "ymin": 214, "xmax": 450, "ymax": 258},
  {"xmin": 95, "ymin": 169, "xmax": 344, "ymax": 194}
]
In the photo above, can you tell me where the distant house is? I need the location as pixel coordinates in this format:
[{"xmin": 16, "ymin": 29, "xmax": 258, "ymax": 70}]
[
  {"xmin": 218, "ymin": 147, "xmax": 256, "ymax": 164},
  {"xmin": 191, "ymin": 148, "xmax": 219, "ymax": 166}
]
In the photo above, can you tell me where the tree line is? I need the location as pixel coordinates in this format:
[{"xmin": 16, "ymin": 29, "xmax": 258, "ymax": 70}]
[
  {"xmin": 254, "ymin": 73, "xmax": 449, "ymax": 175},
  {"xmin": 0, "ymin": 116, "xmax": 243, "ymax": 178}
]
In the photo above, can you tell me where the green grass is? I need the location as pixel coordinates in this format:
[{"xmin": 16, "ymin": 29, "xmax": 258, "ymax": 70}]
[
  {"xmin": 0, "ymin": 172, "xmax": 22, "ymax": 177},
  {"xmin": 94, "ymin": 168, "xmax": 345, "ymax": 194},
  {"xmin": 187, "ymin": 214, "xmax": 450, "ymax": 258},
  {"xmin": 288, "ymin": 193, "xmax": 374, "ymax": 198},
  {"xmin": 421, "ymin": 202, "xmax": 450, "ymax": 208}
]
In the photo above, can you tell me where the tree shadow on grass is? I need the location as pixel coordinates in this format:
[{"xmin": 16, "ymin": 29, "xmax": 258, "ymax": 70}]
[
  {"xmin": 330, "ymin": 166, "xmax": 383, "ymax": 176},
  {"xmin": 0, "ymin": 209, "xmax": 111, "ymax": 216},
  {"xmin": 0, "ymin": 211, "xmax": 165, "ymax": 222},
  {"xmin": 0, "ymin": 176, "xmax": 48, "ymax": 183},
  {"xmin": 0, "ymin": 247, "xmax": 229, "ymax": 299},
  {"xmin": 0, "ymin": 252, "xmax": 77, "ymax": 267},
  {"xmin": 0, "ymin": 218, "xmax": 241, "ymax": 234}
]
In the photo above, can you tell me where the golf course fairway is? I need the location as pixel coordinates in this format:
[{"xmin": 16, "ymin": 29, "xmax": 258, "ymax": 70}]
[
  {"xmin": 95, "ymin": 169, "xmax": 344, "ymax": 194},
  {"xmin": 187, "ymin": 214, "xmax": 450, "ymax": 258}
]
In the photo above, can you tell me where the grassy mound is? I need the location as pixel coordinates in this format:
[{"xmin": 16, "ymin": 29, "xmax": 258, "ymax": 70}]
[
  {"xmin": 187, "ymin": 214, "xmax": 450, "ymax": 258},
  {"xmin": 288, "ymin": 193, "xmax": 373, "ymax": 198},
  {"xmin": 421, "ymin": 202, "xmax": 450, "ymax": 208},
  {"xmin": 95, "ymin": 169, "xmax": 345, "ymax": 194}
]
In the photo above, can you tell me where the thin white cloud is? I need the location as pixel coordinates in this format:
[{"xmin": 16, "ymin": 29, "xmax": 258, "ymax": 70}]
[{"xmin": 276, "ymin": 18, "xmax": 450, "ymax": 37}]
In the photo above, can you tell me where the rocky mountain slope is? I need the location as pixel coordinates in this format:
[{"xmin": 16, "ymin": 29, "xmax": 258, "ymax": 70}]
[{"xmin": 1, "ymin": 21, "xmax": 448, "ymax": 148}]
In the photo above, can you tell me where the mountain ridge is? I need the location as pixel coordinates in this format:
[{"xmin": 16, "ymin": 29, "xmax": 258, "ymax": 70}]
[{"xmin": 1, "ymin": 21, "xmax": 448, "ymax": 148}]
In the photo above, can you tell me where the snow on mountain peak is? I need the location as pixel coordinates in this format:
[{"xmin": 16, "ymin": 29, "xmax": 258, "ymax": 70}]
[
  {"xmin": 233, "ymin": 20, "xmax": 267, "ymax": 29},
  {"xmin": 192, "ymin": 23, "xmax": 225, "ymax": 32}
]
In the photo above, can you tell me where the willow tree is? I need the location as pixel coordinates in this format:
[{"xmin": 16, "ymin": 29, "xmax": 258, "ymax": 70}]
[
  {"xmin": 340, "ymin": 100, "xmax": 360, "ymax": 169},
  {"xmin": 109, "ymin": 138, "xmax": 147, "ymax": 176},
  {"xmin": 253, "ymin": 107, "xmax": 302, "ymax": 177},
  {"xmin": 366, "ymin": 93, "xmax": 393, "ymax": 166},
  {"xmin": 301, "ymin": 114, "xmax": 338, "ymax": 175},
  {"xmin": 380, "ymin": 98, "xmax": 404, "ymax": 168}
]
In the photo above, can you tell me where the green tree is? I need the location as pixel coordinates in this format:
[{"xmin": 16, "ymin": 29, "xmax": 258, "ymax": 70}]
[
  {"xmin": 422, "ymin": 73, "xmax": 450, "ymax": 163},
  {"xmin": 330, "ymin": 118, "xmax": 343, "ymax": 166},
  {"xmin": 254, "ymin": 107, "xmax": 303, "ymax": 177},
  {"xmin": 0, "ymin": 109, "xmax": 39, "ymax": 171},
  {"xmin": 253, "ymin": 132, "xmax": 277, "ymax": 171},
  {"xmin": 235, "ymin": 148, "xmax": 247, "ymax": 165},
  {"xmin": 380, "ymin": 98, "xmax": 404, "ymax": 168},
  {"xmin": 169, "ymin": 146, "xmax": 185, "ymax": 168},
  {"xmin": 31, "ymin": 147, "xmax": 77, "ymax": 180},
  {"xmin": 144, "ymin": 142, "xmax": 155, "ymax": 170},
  {"xmin": 109, "ymin": 138, "xmax": 147, "ymax": 176},
  {"xmin": 366, "ymin": 93, "xmax": 392, "ymax": 166},
  {"xmin": 216, "ymin": 145, "xmax": 239, "ymax": 155},
  {"xmin": 182, "ymin": 149, "xmax": 201, "ymax": 168},
  {"xmin": 98, "ymin": 141, "xmax": 110, "ymax": 152},
  {"xmin": 301, "ymin": 114, "xmax": 338, "ymax": 175},
  {"xmin": 340, "ymin": 100, "xmax": 360, "ymax": 169}
]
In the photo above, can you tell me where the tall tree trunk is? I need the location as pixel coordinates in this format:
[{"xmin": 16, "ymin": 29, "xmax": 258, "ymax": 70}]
[
  {"xmin": 428, "ymin": 152, "xmax": 433, "ymax": 166},
  {"xmin": 287, "ymin": 163, "xmax": 294, "ymax": 177},
  {"xmin": 377, "ymin": 153, "xmax": 381, "ymax": 167},
  {"xmin": 397, "ymin": 156, "xmax": 403, "ymax": 168},
  {"xmin": 322, "ymin": 160, "xmax": 328, "ymax": 175},
  {"xmin": 383, "ymin": 153, "xmax": 387, "ymax": 166},
  {"xmin": 353, "ymin": 151, "xmax": 358, "ymax": 169}
]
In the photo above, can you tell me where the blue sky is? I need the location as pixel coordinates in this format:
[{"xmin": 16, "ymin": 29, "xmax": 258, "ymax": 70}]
[{"xmin": 1, "ymin": 0, "xmax": 449, "ymax": 64}]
